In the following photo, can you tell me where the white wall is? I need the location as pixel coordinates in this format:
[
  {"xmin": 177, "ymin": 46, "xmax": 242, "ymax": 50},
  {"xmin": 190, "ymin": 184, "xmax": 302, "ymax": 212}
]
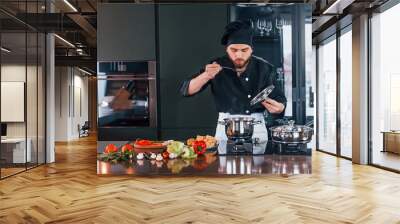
[
  {"xmin": 54, "ymin": 66, "xmax": 89, "ymax": 141},
  {"xmin": 1, "ymin": 64, "xmax": 41, "ymax": 138},
  {"xmin": 1, "ymin": 65, "xmax": 26, "ymax": 139},
  {"xmin": 72, "ymin": 72, "xmax": 89, "ymax": 138},
  {"xmin": 55, "ymin": 67, "xmax": 69, "ymax": 141},
  {"xmin": 1, "ymin": 63, "xmax": 46, "ymax": 163}
]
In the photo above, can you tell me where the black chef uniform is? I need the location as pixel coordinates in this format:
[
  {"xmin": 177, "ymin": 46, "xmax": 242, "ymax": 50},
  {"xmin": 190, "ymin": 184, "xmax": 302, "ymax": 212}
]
[{"xmin": 179, "ymin": 54, "xmax": 287, "ymax": 129}]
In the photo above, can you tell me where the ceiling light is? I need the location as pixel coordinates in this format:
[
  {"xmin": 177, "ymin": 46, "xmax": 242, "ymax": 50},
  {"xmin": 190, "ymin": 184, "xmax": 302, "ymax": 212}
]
[
  {"xmin": 63, "ymin": 0, "xmax": 78, "ymax": 12},
  {"xmin": 54, "ymin": 34, "xmax": 75, "ymax": 48},
  {"xmin": 322, "ymin": 0, "xmax": 354, "ymax": 15},
  {"xmin": 1, "ymin": 47, "xmax": 11, "ymax": 53},
  {"xmin": 78, "ymin": 67, "xmax": 93, "ymax": 76},
  {"xmin": 323, "ymin": 0, "xmax": 341, "ymax": 14}
]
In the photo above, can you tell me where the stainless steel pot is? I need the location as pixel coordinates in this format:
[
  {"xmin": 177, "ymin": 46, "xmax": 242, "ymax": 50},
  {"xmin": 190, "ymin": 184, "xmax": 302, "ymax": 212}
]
[
  {"xmin": 218, "ymin": 116, "xmax": 262, "ymax": 140},
  {"xmin": 269, "ymin": 120, "xmax": 313, "ymax": 144}
]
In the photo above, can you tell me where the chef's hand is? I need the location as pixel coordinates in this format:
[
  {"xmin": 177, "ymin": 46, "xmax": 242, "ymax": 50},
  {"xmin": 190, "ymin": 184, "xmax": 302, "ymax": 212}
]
[
  {"xmin": 262, "ymin": 98, "xmax": 285, "ymax": 114},
  {"xmin": 187, "ymin": 62, "xmax": 221, "ymax": 96},
  {"xmin": 203, "ymin": 62, "xmax": 222, "ymax": 80}
]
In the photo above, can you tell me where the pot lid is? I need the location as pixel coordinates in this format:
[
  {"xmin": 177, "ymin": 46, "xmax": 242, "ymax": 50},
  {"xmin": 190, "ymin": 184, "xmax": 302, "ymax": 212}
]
[{"xmin": 270, "ymin": 120, "xmax": 312, "ymax": 132}]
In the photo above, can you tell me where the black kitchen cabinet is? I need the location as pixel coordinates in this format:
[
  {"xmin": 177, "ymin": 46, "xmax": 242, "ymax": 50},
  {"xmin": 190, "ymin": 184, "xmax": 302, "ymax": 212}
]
[
  {"xmin": 97, "ymin": 3, "xmax": 156, "ymax": 61},
  {"xmin": 157, "ymin": 4, "xmax": 229, "ymax": 140}
]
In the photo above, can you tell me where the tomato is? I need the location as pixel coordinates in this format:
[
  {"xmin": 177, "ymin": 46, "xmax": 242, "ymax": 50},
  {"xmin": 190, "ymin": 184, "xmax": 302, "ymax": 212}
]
[
  {"xmin": 136, "ymin": 139, "xmax": 153, "ymax": 146},
  {"xmin": 162, "ymin": 151, "xmax": 170, "ymax": 159},
  {"xmin": 104, "ymin": 144, "xmax": 118, "ymax": 154},
  {"xmin": 121, "ymin": 144, "xmax": 134, "ymax": 153}
]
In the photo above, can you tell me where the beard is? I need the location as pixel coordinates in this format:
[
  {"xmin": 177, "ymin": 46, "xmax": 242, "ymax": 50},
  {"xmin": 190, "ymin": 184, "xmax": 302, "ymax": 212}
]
[{"xmin": 229, "ymin": 56, "xmax": 250, "ymax": 69}]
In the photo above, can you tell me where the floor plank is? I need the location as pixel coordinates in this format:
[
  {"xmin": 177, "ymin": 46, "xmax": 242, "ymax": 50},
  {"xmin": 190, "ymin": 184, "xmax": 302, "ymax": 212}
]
[{"xmin": 0, "ymin": 135, "xmax": 400, "ymax": 223}]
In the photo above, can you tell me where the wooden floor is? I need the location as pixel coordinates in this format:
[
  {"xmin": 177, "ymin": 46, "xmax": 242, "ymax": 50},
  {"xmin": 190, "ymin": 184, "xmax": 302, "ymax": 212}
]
[
  {"xmin": 1, "ymin": 167, "xmax": 26, "ymax": 178},
  {"xmin": 372, "ymin": 151, "xmax": 400, "ymax": 171},
  {"xmin": 1, "ymin": 136, "xmax": 400, "ymax": 224}
]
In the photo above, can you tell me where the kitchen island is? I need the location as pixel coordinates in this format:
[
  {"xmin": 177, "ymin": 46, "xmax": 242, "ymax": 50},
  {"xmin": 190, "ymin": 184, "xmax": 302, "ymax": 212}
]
[{"xmin": 97, "ymin": 142, "xmax": 312, "ymax": 176}]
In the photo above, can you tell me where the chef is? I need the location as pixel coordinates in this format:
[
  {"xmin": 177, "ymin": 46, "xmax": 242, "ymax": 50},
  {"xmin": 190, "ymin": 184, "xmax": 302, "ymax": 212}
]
[{"xmin": 180, "ymin": 20, "xmax": 286, "ymax": 142}]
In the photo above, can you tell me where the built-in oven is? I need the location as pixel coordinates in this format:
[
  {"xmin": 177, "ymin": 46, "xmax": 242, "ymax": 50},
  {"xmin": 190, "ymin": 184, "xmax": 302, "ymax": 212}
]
[{"xmin": 97, "ymin": 61, "xmax": 158, "ymax": 141}]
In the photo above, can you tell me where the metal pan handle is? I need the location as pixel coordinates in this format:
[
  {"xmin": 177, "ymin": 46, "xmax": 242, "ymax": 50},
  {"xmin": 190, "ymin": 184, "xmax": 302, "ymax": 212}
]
[
  {"xmin": 218, "ymin": 121, "xmax": 227, "ymax": 125},
  {"xmin": 251, "ymin": 120, "xmax": 262, "ymax": 125}
]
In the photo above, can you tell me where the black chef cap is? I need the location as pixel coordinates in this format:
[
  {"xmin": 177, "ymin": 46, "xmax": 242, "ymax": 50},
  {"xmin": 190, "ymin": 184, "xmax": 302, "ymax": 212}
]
[{"xmin": 221, "ymin": 20, "xmax": 253, "ymax": 48}]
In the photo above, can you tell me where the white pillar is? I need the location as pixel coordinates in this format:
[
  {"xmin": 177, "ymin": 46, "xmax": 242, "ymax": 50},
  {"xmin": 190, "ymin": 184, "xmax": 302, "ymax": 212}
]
[
  {"xmin": 352, "ymin": 14, "xmax": 369, "ymax": 164},
  {"xmin": 45, "ymin": 0, "xmax": 56, "ymax": 163},
  {"xmin": 46, "ymin": 32, "xmax": 55, "ymax": 163}
]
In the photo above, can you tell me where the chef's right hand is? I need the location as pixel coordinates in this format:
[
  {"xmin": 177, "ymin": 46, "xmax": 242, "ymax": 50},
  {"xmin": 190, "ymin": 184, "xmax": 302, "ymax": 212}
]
[{"xmin": 203, "ymin": 62, "xmax": 222, "ymax": 80}]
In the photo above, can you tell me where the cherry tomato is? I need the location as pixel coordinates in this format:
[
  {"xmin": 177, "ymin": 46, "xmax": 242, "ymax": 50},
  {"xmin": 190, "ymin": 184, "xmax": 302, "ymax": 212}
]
[
  {"xmin": 104, "ymin": 144, "xmax": 118, "ymax": 154},
  {"xmin": 121, "ymin": 144, "xmax": 134, "ymax": 153},
  {"xmin": 162, "ymin": 151, "xmax": 170, "ymax": 159}
]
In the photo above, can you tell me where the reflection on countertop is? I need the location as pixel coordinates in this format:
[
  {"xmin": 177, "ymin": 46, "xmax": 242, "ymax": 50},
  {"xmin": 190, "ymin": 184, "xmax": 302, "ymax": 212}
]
[{"xmin": 97, "ymin": 153, "xmax": 312, "ymax": 176}]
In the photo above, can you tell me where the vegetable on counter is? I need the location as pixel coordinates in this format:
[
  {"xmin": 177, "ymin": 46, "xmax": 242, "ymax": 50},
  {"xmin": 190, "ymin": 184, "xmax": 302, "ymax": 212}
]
[
  {"xmin": 169, "ymin": 153, "xmax": 177, "ymax": 159},
  {"xmin": 135, "ymin": 139, "xmax": 163, "ymax": 147},
  {"xmin": 136, "ymin": 139, "xmax": 152, "ymax": 146},
  {"xmin": 156, "ymin": 154, "xmax": 163, "ymax": 161},
  {"xmin": 121, "ymin": 144, "xmax": 134, "ymax": 153},
  {"xmin": 120, "ymin": 143, "xmax": 135, "ymax": 160},
  {"xmin": 104, "ymin": 144, "xmax": 118, "ymax": 154},
  {"xmin": 101, "ymin": 143, "xmax": 136, "ymax": 162},
  {"xmin": 187, "ymin": 135, "xmax": 217, "ymax": 148},
  {"xmin": 100, "ymin": 135, "xmax": 217, "ymax": 164},
  {"xmin": 162, "ymin": 151, "xmax": 170, "ymax": 159},
  {"xmin": 192, "ymin": 140, "xmax": 207, "ymax": 155},
  {"xmin": 136, "ymin": 153, "xmax": 144, "ymax": 160},
  {"xmin": 166, "ymin": 141, "xmax": 185, "ymax": 156},
  {"xmin": 181, "ymin": 146, "xmax": 197, "ymax": 159}
]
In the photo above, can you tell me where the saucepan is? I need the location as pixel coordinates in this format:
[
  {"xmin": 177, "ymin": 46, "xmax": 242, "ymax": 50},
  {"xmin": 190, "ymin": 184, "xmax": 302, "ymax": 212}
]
[{"xmin": 218, "ymin": 116, "xmax": 262, "ymax": 140}]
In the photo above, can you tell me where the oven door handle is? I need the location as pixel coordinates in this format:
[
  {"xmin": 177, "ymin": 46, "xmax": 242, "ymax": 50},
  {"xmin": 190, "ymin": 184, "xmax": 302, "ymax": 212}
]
[{"xmin": 97, "ymin": 76, "xmax": 156, "ymax": 81}]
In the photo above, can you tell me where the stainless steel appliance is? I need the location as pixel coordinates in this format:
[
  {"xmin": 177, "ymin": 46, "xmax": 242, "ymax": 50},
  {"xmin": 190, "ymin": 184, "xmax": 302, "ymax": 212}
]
[{"xmin": 217, "ymin": 116, "xmax": 263, "ymax": 154}]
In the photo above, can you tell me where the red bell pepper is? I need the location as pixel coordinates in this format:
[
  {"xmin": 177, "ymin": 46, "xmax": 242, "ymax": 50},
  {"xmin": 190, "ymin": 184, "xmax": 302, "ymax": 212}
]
[{"xmin": 192, "ymin": 140, "xmax": 207, "ymax": 155}]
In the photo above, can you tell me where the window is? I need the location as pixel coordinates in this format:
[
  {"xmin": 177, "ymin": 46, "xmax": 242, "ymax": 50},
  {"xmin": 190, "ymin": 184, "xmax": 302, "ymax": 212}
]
[
  {"xmin": 0, "ymin": 1, "xmax": 47, "ymax": 179},
  {"xmin": 339, "ymin": 28, "xmax": 352, "ymax": 158},
  {"xmin": 370, "ymin": 3, "xmax": 400, "ymax": 171},
  {"xmin": 317, "ymin": 36, "xmax": 337, "ymax": 154}
]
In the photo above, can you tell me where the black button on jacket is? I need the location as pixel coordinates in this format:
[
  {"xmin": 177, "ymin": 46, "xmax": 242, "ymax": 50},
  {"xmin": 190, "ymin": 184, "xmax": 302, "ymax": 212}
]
[{"xmin": 180, "ymin": 55, "xmax": 287, "ymax": 119}]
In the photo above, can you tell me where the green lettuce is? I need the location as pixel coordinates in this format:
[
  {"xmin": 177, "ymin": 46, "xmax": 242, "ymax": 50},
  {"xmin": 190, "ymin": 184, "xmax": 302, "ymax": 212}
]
[
  {"xmin": 181, "ymin": 146, "xmax": 197, "ymax": 159},
  {"xmin": 167, "ymin": 141, "xmax": 185, "ymax": 155}
]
